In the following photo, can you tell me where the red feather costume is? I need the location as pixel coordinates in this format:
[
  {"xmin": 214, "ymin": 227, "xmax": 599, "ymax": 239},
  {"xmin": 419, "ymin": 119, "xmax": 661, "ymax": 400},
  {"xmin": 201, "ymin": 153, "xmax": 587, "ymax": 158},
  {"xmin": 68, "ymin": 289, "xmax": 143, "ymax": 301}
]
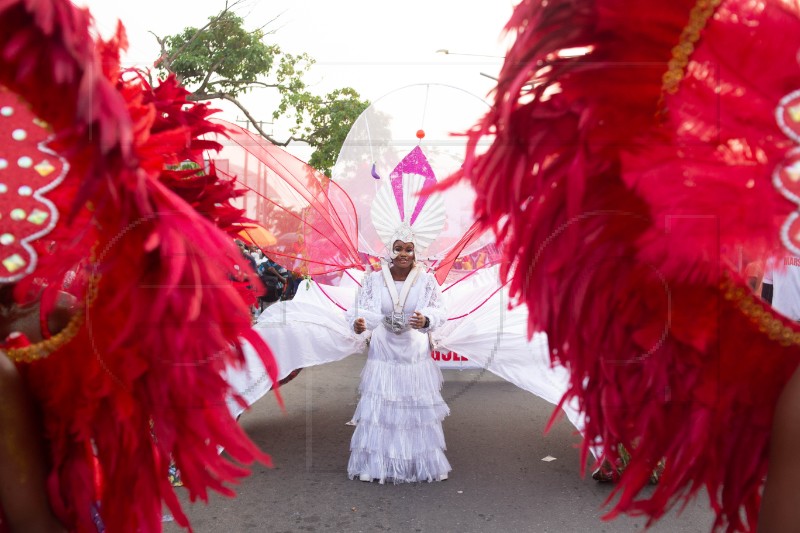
[
  {"xmin": 456, "ymin": 0, "xmax": 800, "ymax": 531},
  {"xmin": 0, "ymin": 0, "xmax": 276, "ymax": 531}
]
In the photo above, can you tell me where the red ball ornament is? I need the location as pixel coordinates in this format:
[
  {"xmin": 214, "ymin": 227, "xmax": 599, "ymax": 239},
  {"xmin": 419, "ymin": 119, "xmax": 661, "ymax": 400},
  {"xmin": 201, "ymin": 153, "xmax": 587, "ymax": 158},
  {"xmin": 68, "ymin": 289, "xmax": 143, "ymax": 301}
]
[{"xmin": 415, "ymin": 129, "xmax": 425, "ymax": 139}]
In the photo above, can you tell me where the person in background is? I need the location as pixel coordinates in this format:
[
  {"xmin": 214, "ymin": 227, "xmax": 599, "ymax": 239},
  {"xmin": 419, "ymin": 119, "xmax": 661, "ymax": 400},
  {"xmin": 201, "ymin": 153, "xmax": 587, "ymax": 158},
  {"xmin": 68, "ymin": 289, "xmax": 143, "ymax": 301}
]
[
  {"xmin": 235, "ymin": 240, "xmax": 258, "ymax": 272},
  {"xmin": 761, "ymin": 255, "xmax": 800, "ymax": 321},
  {"xmin": 745, "ymin": 259, "xmax": 764, "ymax": 295}
]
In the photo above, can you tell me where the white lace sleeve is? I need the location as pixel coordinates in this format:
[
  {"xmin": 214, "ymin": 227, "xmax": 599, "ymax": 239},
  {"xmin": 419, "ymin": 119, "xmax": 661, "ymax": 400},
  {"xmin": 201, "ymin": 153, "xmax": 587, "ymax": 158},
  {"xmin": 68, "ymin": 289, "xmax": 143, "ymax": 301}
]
[
  {"xmin": 346, "ymin": 271, "xmax": 383, "ymax": 331},
  {"xmin": 418, "ymin": 273, "xmax": 446, "ymax": 333}
]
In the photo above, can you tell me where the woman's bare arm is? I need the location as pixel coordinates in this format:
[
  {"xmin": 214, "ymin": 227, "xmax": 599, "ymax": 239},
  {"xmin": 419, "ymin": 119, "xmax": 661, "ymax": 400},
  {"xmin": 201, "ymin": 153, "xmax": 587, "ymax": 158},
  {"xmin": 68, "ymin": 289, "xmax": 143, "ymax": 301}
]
[{"xmin": 759, "ymin": 365, "xmax": 800, "ymax": 533}]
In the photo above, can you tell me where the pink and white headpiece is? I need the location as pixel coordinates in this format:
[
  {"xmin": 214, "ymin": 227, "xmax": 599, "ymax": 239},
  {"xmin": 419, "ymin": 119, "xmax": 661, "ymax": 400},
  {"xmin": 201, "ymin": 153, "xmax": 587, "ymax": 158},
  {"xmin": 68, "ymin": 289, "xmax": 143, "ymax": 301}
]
[{"xmin": 370, "ymin": 146, "xmax": 445, "ymax": 258}]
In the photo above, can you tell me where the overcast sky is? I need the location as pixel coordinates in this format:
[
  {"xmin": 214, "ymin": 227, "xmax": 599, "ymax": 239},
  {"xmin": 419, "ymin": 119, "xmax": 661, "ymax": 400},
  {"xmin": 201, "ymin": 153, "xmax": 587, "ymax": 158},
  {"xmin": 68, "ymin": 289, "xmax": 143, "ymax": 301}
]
[{"xmin": 73, "ymin": 0, "xmax": 514, "ymax": 157}]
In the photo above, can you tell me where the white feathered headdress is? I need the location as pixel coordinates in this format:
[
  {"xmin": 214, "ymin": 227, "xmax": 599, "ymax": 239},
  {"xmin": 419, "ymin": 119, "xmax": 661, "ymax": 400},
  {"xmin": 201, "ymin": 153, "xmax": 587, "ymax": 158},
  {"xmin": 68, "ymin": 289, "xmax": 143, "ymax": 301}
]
[{"xmin": 370, "ymin": 146, "xmax": 445, "ymax": 258}]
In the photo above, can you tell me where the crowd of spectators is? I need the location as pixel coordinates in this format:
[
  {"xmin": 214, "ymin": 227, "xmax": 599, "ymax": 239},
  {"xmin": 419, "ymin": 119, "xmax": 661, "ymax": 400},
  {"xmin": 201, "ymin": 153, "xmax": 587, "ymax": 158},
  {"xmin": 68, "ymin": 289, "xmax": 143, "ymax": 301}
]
[{"xmin": 234, "ymin": 240, "xmax": 302, "ymax": 315}]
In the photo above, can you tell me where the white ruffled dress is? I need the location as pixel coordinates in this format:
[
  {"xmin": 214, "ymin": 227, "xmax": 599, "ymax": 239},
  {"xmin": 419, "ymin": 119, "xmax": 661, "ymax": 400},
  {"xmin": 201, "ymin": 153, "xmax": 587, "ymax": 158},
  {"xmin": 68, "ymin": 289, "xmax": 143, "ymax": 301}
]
[
  {"xmin": 224, "ymin": 265, "xmax": 591, "ymax": 479},
  {"xmin": 345, "ymin": 269, "xmax": 451, "ymax": 483}
]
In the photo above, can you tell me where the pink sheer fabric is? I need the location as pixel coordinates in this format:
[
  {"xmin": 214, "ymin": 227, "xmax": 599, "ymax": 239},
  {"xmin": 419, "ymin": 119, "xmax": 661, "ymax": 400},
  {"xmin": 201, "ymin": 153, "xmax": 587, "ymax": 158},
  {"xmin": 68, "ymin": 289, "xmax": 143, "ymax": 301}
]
[
  {"xmin": 208, "ymin": 84, "xmax": 503, "ymax": 289},
  {"xmin": 210, "ymin": 119, "xmax": 362, "ymax": 276}
]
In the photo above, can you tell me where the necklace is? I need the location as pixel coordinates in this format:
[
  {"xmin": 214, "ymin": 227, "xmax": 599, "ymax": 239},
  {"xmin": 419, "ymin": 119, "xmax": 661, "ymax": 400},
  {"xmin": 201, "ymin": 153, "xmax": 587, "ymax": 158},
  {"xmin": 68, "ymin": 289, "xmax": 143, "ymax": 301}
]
[{"xmin": 381, "ymin": 264, "xmax": 419, "ymax": 333}]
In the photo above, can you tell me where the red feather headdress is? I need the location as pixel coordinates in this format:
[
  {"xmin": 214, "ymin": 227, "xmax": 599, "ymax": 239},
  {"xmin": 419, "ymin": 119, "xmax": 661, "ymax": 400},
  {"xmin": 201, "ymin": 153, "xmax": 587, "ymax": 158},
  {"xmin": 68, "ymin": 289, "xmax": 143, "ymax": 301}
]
[
  {"xmin": 0, "ymin": 0, "xmax": 277, "ymax": 531},
  {"xmin": 458, "ymin": 0, "xmax": 800, "ymax": 531}
]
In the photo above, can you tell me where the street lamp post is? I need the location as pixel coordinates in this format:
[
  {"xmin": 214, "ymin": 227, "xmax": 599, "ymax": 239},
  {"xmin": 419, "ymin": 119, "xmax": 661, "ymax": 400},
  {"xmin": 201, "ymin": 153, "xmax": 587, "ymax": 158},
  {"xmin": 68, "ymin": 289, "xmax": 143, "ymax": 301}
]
[
  {"xmin": 435, "ymin": 49, "xmax": 505, "ymax": 59},
  {"xmin": 436, "ymin": 49, "xmax": 505, "ymax": 88}
]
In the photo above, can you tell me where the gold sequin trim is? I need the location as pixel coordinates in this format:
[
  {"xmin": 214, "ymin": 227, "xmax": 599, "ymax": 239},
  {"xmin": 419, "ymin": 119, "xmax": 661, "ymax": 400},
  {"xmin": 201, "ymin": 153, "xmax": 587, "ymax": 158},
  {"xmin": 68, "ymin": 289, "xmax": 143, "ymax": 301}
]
[
  {"xmin": 661, "ymin": 0, "xmax": 723, "ymax": 96},
  {"xmin": 722, "ymin": 276, "xmax": 800, "ymax": 347},
  {"xmin": 4, "ymin": 312, "xmax": 85, "ymax": 363},
  {"xmin": 4, "ymin": 254, "xmax": 101, "ymax": 363}
]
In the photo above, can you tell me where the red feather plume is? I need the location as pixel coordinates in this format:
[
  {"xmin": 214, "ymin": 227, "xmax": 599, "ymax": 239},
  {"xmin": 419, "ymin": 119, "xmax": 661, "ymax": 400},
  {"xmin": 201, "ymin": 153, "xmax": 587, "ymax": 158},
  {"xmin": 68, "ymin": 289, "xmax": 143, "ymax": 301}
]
[
  {"xmin": 458, "ymin": 1, "xmax": 800, "ymax": 531},
  {"xmin": 0, "ymin": 1, "xmax": 277, "ymax": 531}
]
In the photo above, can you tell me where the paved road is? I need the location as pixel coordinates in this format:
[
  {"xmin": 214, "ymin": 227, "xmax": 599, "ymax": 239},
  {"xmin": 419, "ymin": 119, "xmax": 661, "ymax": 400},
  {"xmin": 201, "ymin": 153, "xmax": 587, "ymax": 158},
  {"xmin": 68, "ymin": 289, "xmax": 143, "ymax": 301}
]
[{"xmin": 166, "ymin": 355, "xmax": 715, "ymax": 533}]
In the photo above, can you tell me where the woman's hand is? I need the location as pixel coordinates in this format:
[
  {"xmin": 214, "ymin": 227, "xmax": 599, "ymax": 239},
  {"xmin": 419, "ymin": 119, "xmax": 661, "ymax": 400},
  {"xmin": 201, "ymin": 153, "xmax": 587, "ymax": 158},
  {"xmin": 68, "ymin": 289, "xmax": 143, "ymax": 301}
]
[
  {"xmin": 410, "ymin": 311, "xmax": 428, "ymax": 329},
  {"xmin": 354, "ymin": 317, "xmax": 366, "ymax": 334}
]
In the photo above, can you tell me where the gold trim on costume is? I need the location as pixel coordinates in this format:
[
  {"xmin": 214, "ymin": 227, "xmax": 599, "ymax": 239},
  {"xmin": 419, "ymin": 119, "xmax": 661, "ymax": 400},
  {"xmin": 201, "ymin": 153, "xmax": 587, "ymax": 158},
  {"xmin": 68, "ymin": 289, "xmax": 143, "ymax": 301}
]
[
  {"xmin": 3, "ymin": 312, "xmax": 84, "ymax": 363},
  {"xmin": 661, "ymin": 0, "xmax": 723, "ymax": 96},
  {"xmin": 722, "ymin": 275, "xmax": 800, "ymax": 347},
  {"xmin": 3, "ymin": 261, "xmax": 100, "ymax": 363}
]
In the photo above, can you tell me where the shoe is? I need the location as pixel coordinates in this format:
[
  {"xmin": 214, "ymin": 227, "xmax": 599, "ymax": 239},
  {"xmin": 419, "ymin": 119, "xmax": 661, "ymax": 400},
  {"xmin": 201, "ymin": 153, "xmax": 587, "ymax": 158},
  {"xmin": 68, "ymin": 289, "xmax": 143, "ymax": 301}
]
[
  {"xmin": 359, "ymin": 473, "xmax": 371, "ymax": 482},
  {"xmin": 438, "ymin": 474, "xmax": 448, "ymax": 481},
  {"xmin": 591, "ymin": 466, "xmax": 616, "ymax": 483},
  {"xmin": 649, "ymin": 460, "xmax": 665, "ymax": 485}
]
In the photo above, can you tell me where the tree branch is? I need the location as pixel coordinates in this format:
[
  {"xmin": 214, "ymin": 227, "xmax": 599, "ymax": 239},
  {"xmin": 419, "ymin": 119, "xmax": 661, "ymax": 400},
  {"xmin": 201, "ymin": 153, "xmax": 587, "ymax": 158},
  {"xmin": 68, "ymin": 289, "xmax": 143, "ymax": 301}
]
[
  {"xmin": 195, "ymin": 56, "xmax": 227, "ymax": 95},
  {"xmin": 254, "ymin": 10, "xmax": 286, "ymax": 35},
  {"xmin": 161, "ymin": 0, "xmax": 247, "ymax": 70},
  {"xmin": 189, "ymin": 92, "xmax": 311, "ymax": 146},
  {"xmin": 203, "ymin": 79, "xmax": 281, "ymax": 92},
  {"xmin": 150, "ymin": 31, "xmax": 173, "ymax": 72}
]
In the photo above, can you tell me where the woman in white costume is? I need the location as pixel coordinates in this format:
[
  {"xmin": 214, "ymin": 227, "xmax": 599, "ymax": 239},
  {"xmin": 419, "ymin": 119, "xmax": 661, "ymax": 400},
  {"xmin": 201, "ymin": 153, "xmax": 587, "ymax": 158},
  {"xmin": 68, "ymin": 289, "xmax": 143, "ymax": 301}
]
[
  {"xmin": 348, "ymin": 233, "xmax": 450, "ymax": 483},
  {"xmin": 221, "ymin": 127, "xmax": 589, "ymax": 481}
]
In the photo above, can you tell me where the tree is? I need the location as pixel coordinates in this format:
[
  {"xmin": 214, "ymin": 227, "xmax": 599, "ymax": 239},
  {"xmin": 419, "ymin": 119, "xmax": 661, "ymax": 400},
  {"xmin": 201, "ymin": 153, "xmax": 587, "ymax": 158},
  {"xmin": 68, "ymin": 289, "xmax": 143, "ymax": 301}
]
[
  {"xmin": 303, "ymin": 88, "xmax": 370, "ymax": 174},
  {"xmin": 153, "ymin": 1, "xmax": 368, "ymax": 175}
]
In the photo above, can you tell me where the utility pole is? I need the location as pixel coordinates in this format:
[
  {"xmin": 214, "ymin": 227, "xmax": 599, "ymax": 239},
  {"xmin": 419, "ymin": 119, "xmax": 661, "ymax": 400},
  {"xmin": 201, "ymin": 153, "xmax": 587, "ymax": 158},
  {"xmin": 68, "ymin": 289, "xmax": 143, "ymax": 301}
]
[
  {"xmin": 233, "ymin": 117, "xmax": 274, "ymax": 222},
  {"xmin": 235, "ymin": 116, "xmax": 274, "ymax": 137}
]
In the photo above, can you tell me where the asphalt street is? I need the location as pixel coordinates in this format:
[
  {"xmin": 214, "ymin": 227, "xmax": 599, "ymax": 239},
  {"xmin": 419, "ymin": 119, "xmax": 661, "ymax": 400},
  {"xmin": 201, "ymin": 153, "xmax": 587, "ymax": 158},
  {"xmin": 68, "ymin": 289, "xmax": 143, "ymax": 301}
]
[{"xmin": 165, "ymin": 354, "xmax": 715, "ymax": 533}]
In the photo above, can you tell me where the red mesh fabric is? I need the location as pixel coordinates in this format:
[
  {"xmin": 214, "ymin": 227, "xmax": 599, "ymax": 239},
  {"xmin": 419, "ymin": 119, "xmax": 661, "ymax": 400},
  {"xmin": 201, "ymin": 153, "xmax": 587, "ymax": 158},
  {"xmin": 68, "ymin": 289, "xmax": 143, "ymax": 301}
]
[{"xmin": 211, "ymin": 119, "xmax": 363, "ymax": 276}]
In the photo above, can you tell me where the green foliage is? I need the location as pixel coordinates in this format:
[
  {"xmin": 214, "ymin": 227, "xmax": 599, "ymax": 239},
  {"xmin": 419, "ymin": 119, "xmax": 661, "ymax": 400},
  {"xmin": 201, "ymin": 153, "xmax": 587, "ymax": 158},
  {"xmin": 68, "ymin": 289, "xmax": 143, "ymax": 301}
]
[
  {"xmin": 167, "ymin": 160, "xmax": 203, "ymax": 172},
  {"xmin": 303, "ymin": 89, "xmax": 370, "ymax": 176},
  {"xmin": 164, "ymin": 11, "xmax": 291, "ymax": 97},
  {"xmin": 159, "ymin": 8, "xmax": 368, "ymax": 176}
]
